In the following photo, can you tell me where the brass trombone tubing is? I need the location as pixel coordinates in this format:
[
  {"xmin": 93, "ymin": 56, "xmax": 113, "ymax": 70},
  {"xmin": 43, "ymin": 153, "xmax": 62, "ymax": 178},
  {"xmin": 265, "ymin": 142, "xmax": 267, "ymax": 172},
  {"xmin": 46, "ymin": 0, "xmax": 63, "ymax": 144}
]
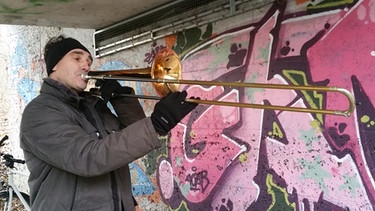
[{"xmin": 84, "ymin": 74, "xmax": 356, "ymax": 117}]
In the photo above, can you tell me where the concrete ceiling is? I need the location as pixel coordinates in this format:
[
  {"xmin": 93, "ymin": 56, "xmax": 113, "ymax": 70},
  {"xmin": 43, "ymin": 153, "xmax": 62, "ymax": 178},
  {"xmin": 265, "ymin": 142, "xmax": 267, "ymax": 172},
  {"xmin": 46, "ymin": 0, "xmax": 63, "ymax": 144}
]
[{"xmin": 0, "ymin": 0, "xmax": 172, "ymax": 29}]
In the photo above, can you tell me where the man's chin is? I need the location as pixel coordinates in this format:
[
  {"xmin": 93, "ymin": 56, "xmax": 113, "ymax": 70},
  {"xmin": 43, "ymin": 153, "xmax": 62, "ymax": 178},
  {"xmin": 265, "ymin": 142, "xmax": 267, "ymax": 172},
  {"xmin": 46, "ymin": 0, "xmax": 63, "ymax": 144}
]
[{"xmin": 77, "ymin": 82, "xmax": 88, "ymax": 92}]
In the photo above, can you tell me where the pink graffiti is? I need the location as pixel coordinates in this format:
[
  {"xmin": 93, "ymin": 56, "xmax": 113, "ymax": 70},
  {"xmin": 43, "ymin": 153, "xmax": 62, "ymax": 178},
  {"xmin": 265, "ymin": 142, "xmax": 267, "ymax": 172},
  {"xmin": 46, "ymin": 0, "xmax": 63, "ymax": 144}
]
[
  {"xmin": 157, "ymin": 1, "xmax": 375, "ymax": 210},
  {"xmin": 308, "ymin": 0, "xmax": 375, "ymax": 203},
  {"xmin": 158, "ymin": 85, "xmax": 247, "ymax": 203}
]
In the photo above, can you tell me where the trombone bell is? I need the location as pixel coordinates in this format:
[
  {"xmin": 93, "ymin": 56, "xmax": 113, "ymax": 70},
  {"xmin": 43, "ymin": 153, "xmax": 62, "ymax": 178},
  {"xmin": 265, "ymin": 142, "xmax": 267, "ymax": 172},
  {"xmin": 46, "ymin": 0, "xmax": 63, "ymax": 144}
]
[{"xmin": 151, "ymin": 48, "xmax": 182, "ymax": 96}]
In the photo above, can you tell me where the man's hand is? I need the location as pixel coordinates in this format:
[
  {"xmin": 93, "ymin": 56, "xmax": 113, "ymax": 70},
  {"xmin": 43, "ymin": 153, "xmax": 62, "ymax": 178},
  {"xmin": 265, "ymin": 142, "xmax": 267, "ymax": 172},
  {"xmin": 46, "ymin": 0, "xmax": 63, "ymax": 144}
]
[
  {"xmin": 151, "ymin": 91, "xmax": 198, "ymax": 135},
  {"xmin": 92, "ymin": 79, "xmax": 133, "ymax": 103}
]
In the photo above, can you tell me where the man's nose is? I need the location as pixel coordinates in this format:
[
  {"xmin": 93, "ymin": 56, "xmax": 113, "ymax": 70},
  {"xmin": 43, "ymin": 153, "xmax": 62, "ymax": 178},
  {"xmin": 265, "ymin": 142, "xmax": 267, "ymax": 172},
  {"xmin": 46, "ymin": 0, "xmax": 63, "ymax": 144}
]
[{"xmin": 82, "ymin": 62, "xmax": 90, "ymax": 72}]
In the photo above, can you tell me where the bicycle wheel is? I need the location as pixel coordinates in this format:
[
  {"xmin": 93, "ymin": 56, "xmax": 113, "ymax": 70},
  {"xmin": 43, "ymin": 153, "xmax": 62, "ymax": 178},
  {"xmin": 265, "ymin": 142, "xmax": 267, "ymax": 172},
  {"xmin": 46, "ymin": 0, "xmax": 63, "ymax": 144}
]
[{"xmin": 0, "ymin": 190, "xmax": 30, "ymax": 211}]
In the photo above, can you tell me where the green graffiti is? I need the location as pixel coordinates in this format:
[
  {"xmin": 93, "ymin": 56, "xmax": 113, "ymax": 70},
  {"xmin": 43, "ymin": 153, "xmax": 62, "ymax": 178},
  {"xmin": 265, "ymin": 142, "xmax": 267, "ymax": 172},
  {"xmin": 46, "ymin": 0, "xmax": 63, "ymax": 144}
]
[
  {"xmin": 172, "ymin": 23, "xmax": 213, "ymax": 57},
  {"xmin": 266, "ymin": 174, "xmax": 296, "ymax": 211},
  {"xmin": 142, "ymin": 135, "xmax": 168, "ymax": 175},
  {"xmin": 268, "ymin": 121, "xmax": 284, "ymax": 139},
  {"xmin": 298, "ymin": 127, "xmax": 320, "ymax": 151},
  {"xmin": 174, "ymin": 176, "xmax": 190, "ymax": 197},
  {"xmin": 306, "ymin": 0, "xmax": 354, "ymax": 10},
  {"xmin": 361, "ymin": 115, "xmax": 370, "ymax": 122},
  {"xmin": 206, "ymin": 37, "xmax": 232, "ymax": 73},
  {"xmin": 245, "ymin": 72, "xmax": 265, "ymax": 103},
  {"xmin": 257, "ymin": 42, "xmax": 270, "ymax": 64},
  {"xmin": 298, "ymin": 155, "xmax": 331, "ymax": 193},
  {"xmin": 339, "ymin": 173, "xmax": 361, "ymax": 197},
  {"xmin": 175, "ymin": 155, "xmax": 183, "ymax": 167},
  {"xmin": 361, "ymin": 115, "xmax": 375, "ymax": 128},
  {"xmin": 283, "ymin": 70, "xmax": 324, "ymax": 123},
  {"xmin": 239, "ymin": 152, "xmax": 248, "ymax": 163},
  {"xmin": 169, "ymin": 200, "xmax": 189, "ymax": 211},
  {"xmin": 310, "ymin": 119, "xmax": 322, "ymax": 130}
]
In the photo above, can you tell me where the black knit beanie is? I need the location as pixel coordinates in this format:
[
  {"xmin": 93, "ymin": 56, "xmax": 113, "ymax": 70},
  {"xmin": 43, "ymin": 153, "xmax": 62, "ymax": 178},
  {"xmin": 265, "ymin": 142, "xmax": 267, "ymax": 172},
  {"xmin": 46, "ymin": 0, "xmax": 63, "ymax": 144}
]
[{"xmin": 44, "ymin": 37, "xmax": 91, "ymax": 75}]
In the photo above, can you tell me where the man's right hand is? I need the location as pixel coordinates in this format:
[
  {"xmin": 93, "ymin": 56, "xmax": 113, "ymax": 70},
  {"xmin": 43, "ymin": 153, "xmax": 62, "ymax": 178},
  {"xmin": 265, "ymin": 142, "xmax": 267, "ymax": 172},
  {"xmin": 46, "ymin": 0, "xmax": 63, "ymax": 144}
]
[{"xmin": 151, "ymin": 91, "xmax": 198, "ymax": 136}]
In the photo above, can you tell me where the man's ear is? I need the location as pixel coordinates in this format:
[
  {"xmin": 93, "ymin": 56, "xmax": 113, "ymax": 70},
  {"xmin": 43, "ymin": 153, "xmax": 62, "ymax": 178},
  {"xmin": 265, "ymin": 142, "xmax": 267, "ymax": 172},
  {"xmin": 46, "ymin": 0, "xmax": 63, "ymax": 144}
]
[
  {"xmin": 49, "ymin": 66, "xmax": 57, "ymax": 76},
  {"xmin": 52, "ymin": 63, "xmax": 59, "ymax": 72}
]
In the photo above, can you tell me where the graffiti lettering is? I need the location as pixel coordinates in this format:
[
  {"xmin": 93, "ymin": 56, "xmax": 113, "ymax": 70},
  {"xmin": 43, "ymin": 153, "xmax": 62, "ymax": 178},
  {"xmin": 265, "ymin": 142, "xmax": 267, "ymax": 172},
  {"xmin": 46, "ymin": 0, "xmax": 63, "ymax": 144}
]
[{"xmin": 185, "ymin": 166, "xmax": 210, "ymax": 193}]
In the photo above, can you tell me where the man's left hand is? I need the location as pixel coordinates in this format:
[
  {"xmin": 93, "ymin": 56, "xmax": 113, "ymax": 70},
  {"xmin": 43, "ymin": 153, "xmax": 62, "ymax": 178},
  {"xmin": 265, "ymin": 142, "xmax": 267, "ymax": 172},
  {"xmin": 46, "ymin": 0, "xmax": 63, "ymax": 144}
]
[{"xmin": 93, "ymin": 79, "xmax": 133, "ymax": 102}]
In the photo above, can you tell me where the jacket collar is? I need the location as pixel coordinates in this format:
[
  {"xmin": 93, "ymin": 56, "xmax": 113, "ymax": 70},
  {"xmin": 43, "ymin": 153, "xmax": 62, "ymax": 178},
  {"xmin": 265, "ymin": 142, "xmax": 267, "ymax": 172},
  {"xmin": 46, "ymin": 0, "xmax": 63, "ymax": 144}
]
[{"xmin": 41, "ymin": 78, "xmax": 98, "ymax": 105}]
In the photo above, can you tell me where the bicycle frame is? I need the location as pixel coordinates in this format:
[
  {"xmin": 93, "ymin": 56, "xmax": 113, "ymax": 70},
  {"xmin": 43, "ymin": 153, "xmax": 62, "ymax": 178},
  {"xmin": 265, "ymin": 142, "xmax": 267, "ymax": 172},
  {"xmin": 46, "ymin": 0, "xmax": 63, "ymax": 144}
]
[
  {"xmin": 1, "ymin": 168, "xmax": 31, "ymax": 211},
  {"xmin": 0, "ymin": 135, "xmax": 30, "ymax": 211}
]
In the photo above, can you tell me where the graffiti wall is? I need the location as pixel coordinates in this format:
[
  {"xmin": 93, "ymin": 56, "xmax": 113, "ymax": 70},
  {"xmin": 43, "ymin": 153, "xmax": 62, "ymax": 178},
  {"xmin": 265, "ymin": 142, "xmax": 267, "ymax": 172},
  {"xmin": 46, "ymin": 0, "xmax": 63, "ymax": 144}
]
[
  {"xmin": 133, "ymin": 0, "xmax": 374, "ymax": 210},
  {"xmin": 1, "ymin": 0, "xmax": 375, "ymax": 210}
]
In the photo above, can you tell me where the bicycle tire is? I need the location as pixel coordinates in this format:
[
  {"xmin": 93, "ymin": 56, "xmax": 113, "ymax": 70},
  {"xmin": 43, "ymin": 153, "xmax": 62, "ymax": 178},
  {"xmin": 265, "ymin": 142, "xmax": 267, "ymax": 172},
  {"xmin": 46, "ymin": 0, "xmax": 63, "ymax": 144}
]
[{"xmin": 0, "ymin": 190, "xmax": 30, "ymax": 210}]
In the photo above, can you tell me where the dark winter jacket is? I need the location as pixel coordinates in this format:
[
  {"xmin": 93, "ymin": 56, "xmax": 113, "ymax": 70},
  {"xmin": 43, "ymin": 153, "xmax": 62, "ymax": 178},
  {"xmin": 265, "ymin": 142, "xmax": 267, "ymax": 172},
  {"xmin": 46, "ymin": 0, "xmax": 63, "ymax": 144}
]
[{"xmin": 20, "ymin": 78, "xmax": 161, "ymax": 211}]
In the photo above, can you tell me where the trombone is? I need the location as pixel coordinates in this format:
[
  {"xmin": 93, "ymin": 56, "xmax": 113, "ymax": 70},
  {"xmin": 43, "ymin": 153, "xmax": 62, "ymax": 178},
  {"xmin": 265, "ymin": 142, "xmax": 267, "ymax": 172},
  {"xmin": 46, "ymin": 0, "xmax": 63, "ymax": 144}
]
[{"xmin": 84, "ymin": 48, "xmax": 355, "ymax": 117}]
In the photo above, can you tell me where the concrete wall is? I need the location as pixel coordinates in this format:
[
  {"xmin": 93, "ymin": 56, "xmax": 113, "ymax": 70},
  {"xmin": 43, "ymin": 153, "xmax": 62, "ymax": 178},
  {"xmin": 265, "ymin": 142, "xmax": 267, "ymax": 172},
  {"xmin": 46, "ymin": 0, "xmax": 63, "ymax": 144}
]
[
  {"xmin": 1, "ymin": 0, "xmax": 375, "ymax": 210},
  {"xmin": 0, "ymin": 25, "xmax": 96, "ymax": 194}
]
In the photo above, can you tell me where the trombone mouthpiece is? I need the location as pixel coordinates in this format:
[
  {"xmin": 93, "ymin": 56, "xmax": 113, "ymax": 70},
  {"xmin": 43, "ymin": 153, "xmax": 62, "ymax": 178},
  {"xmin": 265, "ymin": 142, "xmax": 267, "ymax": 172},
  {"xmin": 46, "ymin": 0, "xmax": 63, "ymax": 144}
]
[{"xmin": 81, "ymin": 73, "xmax": 89, "ymax": 80}]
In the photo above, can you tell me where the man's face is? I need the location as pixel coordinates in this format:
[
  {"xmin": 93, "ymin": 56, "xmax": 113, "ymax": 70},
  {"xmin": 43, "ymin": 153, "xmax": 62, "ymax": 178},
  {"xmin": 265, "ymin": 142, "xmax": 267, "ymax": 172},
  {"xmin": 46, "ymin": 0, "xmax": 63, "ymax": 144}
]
[{"xmin": 50, "ymin": 49, "xmax": 93, "ymax": 93}]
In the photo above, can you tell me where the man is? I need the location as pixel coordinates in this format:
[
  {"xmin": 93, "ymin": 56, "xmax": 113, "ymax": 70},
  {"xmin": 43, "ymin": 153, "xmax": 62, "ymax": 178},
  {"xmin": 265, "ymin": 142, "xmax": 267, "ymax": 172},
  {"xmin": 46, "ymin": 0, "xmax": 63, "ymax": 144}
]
[{"xmin": 20, "ymin": 35, "xmax": 198, "ymax": 211}]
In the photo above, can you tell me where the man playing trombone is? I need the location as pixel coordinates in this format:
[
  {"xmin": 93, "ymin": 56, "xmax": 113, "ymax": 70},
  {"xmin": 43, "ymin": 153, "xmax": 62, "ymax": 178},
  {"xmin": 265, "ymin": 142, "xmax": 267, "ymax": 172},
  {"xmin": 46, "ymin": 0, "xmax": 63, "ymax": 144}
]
[{"xmin": 19, "ymin": 35, "xmax": 198, "ymax": 211}]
